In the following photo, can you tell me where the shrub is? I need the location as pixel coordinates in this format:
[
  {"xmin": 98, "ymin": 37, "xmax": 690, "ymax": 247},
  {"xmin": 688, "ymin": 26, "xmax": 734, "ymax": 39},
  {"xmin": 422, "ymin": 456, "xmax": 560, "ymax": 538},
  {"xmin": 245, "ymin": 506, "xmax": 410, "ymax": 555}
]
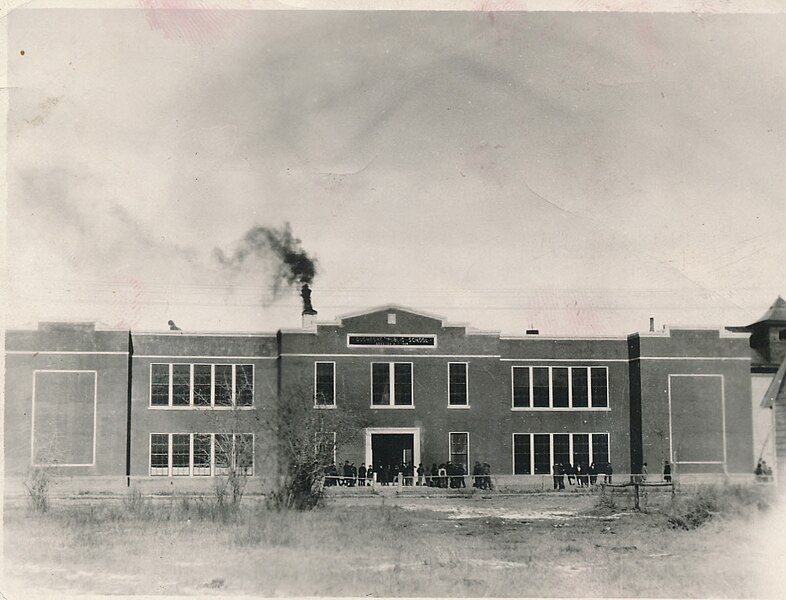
[
  {"xmin": 24, "ymin": 466, "xmax": 51, "ymax": 513},
  {"xmin": 668, "ymin": 484, "xmax": 771, "ymax": 530}
]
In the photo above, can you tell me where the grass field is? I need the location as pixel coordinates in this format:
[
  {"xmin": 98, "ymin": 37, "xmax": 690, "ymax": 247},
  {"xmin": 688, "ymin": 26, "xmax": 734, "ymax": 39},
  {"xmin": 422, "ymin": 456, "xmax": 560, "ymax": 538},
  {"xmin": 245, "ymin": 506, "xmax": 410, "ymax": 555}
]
[{"xmin": 2, "ymin": 485, "xmax": 784, "ymax": 597}]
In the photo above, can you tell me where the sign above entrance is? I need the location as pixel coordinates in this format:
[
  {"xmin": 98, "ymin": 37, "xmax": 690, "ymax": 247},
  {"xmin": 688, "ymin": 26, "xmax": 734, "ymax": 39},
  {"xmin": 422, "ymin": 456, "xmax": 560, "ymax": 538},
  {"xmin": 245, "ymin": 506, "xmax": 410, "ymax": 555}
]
[{"xmin": 347, "ymin": 334, "xmax": 436, "ymax": 348}]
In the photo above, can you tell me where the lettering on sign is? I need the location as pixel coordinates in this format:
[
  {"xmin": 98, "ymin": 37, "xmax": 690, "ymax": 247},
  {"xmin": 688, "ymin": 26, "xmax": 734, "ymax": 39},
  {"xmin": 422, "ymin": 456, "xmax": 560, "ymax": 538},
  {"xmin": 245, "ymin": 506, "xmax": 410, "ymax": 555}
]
[{"xmin": 347, "ymin": 335, "xmax": 436, "ymax": 347}]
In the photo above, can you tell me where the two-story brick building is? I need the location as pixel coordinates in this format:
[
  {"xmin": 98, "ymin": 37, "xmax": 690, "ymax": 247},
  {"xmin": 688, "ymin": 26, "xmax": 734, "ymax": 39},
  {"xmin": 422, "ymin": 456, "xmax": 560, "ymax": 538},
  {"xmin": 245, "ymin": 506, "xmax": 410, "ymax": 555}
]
[{"xmin": 4, "ymin": 302, "xmax": 757, "ymax": 490}]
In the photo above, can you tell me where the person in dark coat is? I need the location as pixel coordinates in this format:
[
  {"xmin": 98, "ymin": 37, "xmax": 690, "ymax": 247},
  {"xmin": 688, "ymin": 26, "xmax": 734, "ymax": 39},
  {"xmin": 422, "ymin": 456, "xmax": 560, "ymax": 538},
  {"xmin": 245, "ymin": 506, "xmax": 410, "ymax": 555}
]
[
  {"xmin": 604, "ymin": 462, "xmax": 613, "ymax": 484},
  {"xmin": 483, "ymin": 463, "xmax": 494, "ymax": 491},
  {"xmin": 564, "ymin": 463, "xmax": 574, "ymax": 486},
  {"xmin": 417, "ymin": 463, "xmax": 425, "ymax": 486},
  {"xmin": 358, "ymin": 463, "xmax": 367, "ymax": 486},
  {"xmin": 342, "ymin": 461, "xmax": 352, "ymax": 486},
  {"xmin": 589, "ymin": 462, "xmax": 597, "ymax": 486},
  {"xmin": 430, "ymin": 463, "xmax": 439, "ymax": 487},
  {"xmin": 663, "ymin": 460, "xmax": 672, "ymax": 483}
]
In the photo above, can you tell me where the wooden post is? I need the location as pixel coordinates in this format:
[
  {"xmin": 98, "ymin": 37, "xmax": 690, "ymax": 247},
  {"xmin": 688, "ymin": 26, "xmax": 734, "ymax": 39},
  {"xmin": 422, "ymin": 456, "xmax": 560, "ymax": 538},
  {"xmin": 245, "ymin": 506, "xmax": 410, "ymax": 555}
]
[{"xmin": 634, "ymin": 482, "xmax": 640, "ymax": 510}]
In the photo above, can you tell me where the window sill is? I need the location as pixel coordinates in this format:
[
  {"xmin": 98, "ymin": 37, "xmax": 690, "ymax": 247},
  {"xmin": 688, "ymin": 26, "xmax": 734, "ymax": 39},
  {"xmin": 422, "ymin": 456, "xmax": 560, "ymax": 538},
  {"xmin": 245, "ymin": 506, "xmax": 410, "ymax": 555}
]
[
  {"xmin": 369, "ymin": 405, "xmax": 415, "ymax": 409},
  {"xmin": 447, "ymin": 405, "xmax": 471, "ymax": 409},
  {"xmin": 510, "ymin": 407, "xmax": 611, "ymax": 412},
  {"xmin": 314, "ymin": 404, "xmax": 337, "ymax": 409}
]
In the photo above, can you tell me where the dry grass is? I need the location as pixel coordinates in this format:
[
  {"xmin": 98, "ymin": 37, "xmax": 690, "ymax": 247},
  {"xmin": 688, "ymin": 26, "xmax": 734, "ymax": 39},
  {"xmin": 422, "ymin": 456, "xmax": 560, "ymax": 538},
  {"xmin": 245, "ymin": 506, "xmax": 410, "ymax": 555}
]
[{"xmin": 2, "ymin": 486, "xmax": 779, "ymax": 597}]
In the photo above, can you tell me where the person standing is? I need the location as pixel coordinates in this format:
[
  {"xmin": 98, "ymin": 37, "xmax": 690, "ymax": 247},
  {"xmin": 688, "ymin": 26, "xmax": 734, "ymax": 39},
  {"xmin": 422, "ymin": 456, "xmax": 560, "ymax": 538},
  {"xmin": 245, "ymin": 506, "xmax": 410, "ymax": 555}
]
[
  {"xmin": 358, "ymin": 463, "xmax": 367, "ymax": 486},
  {"xmin": 417, "ymin": 463, "xmax": 425, "ymax": 486},
  {"xmin": 483, "ymin": 463, "xmax": 494, "ymax": 491},
  {"xmin": 641, "ymin": 462, "xmax": 648, "ymax": 482},
  {"xmin": 663, "ymin": 460, "xmax": 672, "ymax": 483},
  {"xmin": 604, "ymin": 462, "xmax": 613, "ymax": 485}
]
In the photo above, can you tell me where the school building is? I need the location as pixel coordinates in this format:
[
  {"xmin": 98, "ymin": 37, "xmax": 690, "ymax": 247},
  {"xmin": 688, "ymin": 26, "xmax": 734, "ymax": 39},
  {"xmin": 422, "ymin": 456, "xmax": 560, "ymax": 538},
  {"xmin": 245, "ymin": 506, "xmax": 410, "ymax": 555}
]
[{"xmin": 6, "ymin": 296, "xmax": 777, "ymax": 490}]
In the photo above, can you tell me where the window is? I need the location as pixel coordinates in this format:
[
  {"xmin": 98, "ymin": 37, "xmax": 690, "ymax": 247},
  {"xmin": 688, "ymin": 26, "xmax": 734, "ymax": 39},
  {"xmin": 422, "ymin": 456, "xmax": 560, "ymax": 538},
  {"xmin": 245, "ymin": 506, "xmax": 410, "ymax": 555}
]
[
  {"xmin": 150, "ymin": 433, "xmax": 254, "ymax": 477},
  {"xmin": 214, "ymin": 433, "xmax": 232, "ymax": 475},
  {"xmin": 513, "ymin": 434, "xmax": 531, "ymax": 474},
  {"xmin": 448, "ymin": 363, "xmax": 468, "ymax": 406},
  {"xmin": 572, "ymin": 434, "xmax": 590, "ymax": 468},
  {"xmin": 510, "ymin": 366, "xmax": 609, "ymax": 410},
  {"xmin": 149, "ymin": 363, "xmax": 254, "ymax": 408},
  {"xmin": 314, "ymin": 362, "xmax": 336, "ymax": 407},
  {"xmin": 449, "ymin": 432, "xmax": 469, "ymax": 474},
  {"xmin": 214, "ymin": 365, "xmax": 233, "ymax": 407},
  {"xmin": 193, "ymin": 365, "xmax": 212, "ymax": 406},
  {"xmin": 553, "ymin": 433, "xmax": 570, "ymax": 466},
  {"xmin": 780, "ymin": 329, "xmax": 786, "ymax": 341},
  {"xmin": 171, "ymin": 434, "xmax": 190, "ymax": 476},
  {"xmin": 590, "ymin": 368, "xmax": 609, "ymax": 408},
  {"xmin": 236, "ymin": 365, "xmax": 254, "ymax": 407},
  {"xmin": 234, "ymin": 434, "xmax": 254, "ymax": 476},
  {"xmin": 592, "ymin": 433, "xmax": 610, "ymax": 467},
  {"xmin": 533, "ymin": 433, "xmax": 551, "ymax": 474},
  {"xmin": 151, "ymin": 364, "xmax": 170, "ymax": 406},
  {"xmin": 532, "ymin": 367, "xmax": 550, "ymax": 408},
  {"xmin": 571, "ymin": 368, "xmax": 589, "ymax": 408},
  {"xmin": 150, "ymin": 433, "xmax": 169, "ymax": 475},
  {"xmin": 552, "ymin": 368, "xmax": 569, "ymax": 408},
  {"xmin": 172, "ymin": 365, "xmax": 191, "ymax": 406},
  {"xmin": 512, "ymin": 367, "xmax": 530, "ymax": 408},
  {"xmin": 387, "ymin": 312, "xmax": 396, "ymax": 324},
  {"xmin": 371, "ymin": 362, "xmax": 413, "ymax": 407},
  {"xmin": 511, "ymin": 432, "xmax": 611, "ymax": 474},
  {"xmin": 193, "ymin": 434, "xmax": 211, "ymax": 476}
]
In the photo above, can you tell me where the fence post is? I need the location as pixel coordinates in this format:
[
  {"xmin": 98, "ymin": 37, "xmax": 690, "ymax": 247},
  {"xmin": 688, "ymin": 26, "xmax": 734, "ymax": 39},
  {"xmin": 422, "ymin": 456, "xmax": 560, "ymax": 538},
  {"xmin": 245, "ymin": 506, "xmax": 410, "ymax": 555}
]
[{"xmin": 634, "ymin": 482, "xmax": 640, "ymax": 510}]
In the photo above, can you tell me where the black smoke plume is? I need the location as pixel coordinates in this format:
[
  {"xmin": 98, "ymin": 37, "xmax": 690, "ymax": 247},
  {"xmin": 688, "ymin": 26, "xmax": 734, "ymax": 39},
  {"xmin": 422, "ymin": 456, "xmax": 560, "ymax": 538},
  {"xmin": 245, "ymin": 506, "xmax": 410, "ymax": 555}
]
[{"xmin": 213, "ymin": 223, "xmax": 317, "ymax": 297}]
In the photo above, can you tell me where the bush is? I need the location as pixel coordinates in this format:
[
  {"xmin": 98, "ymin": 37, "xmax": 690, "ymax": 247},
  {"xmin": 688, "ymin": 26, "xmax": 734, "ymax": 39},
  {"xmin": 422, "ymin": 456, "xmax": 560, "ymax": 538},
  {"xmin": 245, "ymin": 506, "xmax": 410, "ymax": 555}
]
[
  {"xmin": 593, "ymin": 490, "xmax": 618, "ymax": 515},
  {"xmin": 668, "ymin": 484, "xmax": 771, "ymax": 530},
  {"xmin": 24, "ymin": 467, "xmax": 51, "ymax": 513}
]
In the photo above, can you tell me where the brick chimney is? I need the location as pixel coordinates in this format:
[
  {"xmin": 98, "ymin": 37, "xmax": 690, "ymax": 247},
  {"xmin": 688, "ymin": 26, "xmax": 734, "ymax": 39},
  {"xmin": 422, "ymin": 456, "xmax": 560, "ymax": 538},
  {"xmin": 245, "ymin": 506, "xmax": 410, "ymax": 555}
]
[{"xmin": 301, "ymin": 283, "xmax": 317, "ymax": 329}]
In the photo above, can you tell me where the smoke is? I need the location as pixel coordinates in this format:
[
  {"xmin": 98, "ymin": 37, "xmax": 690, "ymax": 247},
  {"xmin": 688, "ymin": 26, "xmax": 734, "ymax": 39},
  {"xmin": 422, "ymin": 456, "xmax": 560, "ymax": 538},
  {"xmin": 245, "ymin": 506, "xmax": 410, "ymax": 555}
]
[{"xmin": 213, "ymin": 222, "xmax": 318, "ymax": 298}]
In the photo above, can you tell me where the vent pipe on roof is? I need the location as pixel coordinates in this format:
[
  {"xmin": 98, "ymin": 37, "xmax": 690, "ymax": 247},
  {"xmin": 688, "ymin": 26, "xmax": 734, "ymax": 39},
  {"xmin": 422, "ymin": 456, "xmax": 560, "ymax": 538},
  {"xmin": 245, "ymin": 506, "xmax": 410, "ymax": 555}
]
[{"xmin": 649, "ymin": 317, "xmax": 655, "ymax": 333}]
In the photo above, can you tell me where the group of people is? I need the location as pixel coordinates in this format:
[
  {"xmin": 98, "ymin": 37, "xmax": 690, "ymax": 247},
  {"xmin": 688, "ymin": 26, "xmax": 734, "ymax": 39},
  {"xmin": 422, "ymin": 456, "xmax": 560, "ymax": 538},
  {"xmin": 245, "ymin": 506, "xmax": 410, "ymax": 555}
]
[
  {"xmin": 755, "ymin": 459, "xmax": 774, "ymax": 482},
  {"xmin": 551, "ymin": 462, "xmax": 613, "ymax": 490},
  {"xmin": 322, "ymin": 460, "xmax": 493, "ymax": 488}
]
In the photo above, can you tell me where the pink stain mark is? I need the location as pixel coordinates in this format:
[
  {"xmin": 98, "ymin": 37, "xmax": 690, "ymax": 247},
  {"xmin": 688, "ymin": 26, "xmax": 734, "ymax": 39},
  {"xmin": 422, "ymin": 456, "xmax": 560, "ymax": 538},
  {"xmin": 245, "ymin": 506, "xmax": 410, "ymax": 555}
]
[{"xmin": 139, "ymin": 0, "xmax": 245, "ymax": 45}]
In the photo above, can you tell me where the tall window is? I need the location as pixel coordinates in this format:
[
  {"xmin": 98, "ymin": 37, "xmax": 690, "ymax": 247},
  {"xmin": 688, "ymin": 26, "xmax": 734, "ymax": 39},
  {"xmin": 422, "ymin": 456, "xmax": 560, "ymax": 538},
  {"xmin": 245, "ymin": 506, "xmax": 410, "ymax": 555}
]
[
  {"xmin": 590, "ymin": 368, "xmax": 609, "ymax": 408},
  {"xmin": 151, "ymin": 364, "xmax": 170, "ymax": 406},
  {"xmin": 511, "ymin": 432, "xmax": 610, "ymax": 475},
  {"xmin": 150, "ymin": 433, "xmax": 169, "ymax": 475},
  {"xmin": 314, "ymin": 362, "xmax": 336, "ymax": 407},
  {"xmin": 511, "ymin": 366, "xmax": 609, "ymax": 409},
  {"xmin": 532, "ymin": 367, "xmax": 550, "ymax": 408},
  {"xmin": 149, "ymin": 363, "xmax": 255, "ymax": 408},
  {"xmin": 513, "ymin": 434, "xmax": 532, "ymax": 474},
  {"xmin": 235, "ymin": 365, "xmax": 254, "ymax": 407},
  {"xmin": 448, "ymin": 363, "xmax": 468, "ymax": 406},
  {"xmin": 533, "ymin": 433, "xmax": 551, "ymax": 474},
  {"xmin": 371, "ymin": 362, "xmax": 413, "ymax": 407},
  {"xmin": 192, "ymin": 434, "xmax": 211, "ymax": 476},
  {"xmin": 150, "ymin": 433, "xmax": 254, "ymax": 477},
  {"xmin": 214, "ymin": 365, "xmax": 233, "ymax": 407},
  {"xmin": 171, "ymin": 434, "xmax": 191, "ymax": 476},
  {"xmin": 512, "ymin": 367, "xmax": 530, "ymax": 408},
  {"xmin": 449, "ymin": 432, "xmax": 469, "ymax": 473},
  {"xmin": 193, "ymin": 365, "xmax": 212, "ymax": 406}
]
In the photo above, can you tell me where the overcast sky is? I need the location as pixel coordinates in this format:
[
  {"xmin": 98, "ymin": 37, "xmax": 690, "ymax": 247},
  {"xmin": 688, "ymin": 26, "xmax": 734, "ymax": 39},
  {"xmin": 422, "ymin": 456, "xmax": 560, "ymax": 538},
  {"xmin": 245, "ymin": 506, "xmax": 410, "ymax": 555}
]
[{"xmin": 6, "ymin": 9, "xmax": 785, "ymax": 335}]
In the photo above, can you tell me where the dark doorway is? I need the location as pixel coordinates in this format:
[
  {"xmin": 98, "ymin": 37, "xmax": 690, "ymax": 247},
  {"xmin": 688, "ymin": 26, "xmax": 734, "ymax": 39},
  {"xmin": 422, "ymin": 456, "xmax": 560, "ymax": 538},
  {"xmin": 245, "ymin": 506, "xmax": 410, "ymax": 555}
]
[{"xmin": 371, "ymin": 433, "xmax": 414, "ymax": 468}]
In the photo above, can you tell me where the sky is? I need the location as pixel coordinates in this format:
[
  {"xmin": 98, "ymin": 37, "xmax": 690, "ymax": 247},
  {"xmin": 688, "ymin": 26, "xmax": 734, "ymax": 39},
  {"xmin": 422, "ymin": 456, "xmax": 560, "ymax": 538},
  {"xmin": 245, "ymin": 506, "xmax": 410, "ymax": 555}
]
[{"xmin": 5, "ymin": 8, "xmax": 785, "ymax": 335}]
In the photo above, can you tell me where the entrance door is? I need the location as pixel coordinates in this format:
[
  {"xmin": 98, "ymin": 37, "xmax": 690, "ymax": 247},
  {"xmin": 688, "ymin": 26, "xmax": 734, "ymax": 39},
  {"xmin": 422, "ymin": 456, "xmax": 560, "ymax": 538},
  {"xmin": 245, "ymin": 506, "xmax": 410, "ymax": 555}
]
[
  {"xmin": 371, "ymin": 433, "xmax": 414, "ymax": 468},
  {"xmin": 364, "ymin": 427, "xmax": 421, "ymax": 474}
]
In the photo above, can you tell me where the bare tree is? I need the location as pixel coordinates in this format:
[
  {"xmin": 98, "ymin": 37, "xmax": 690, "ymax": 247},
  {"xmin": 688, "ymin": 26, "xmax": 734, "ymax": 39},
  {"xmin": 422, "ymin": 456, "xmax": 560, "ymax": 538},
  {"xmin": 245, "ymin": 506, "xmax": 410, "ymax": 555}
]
[
  {"xmin": 264, "ymin": 382, "xmax": 366, "ymax": 511},
  {"xmin": 194, "ymin": 364, "xmax": 259, "ymax": 509}
]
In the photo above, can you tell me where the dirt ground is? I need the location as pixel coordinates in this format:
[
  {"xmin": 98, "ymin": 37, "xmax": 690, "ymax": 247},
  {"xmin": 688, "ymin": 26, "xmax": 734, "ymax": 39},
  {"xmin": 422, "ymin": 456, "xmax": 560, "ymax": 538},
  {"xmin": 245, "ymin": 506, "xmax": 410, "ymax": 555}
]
[{"xmin": 1, "ymin": 489, "xmax": 783, "ymax": 598}]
